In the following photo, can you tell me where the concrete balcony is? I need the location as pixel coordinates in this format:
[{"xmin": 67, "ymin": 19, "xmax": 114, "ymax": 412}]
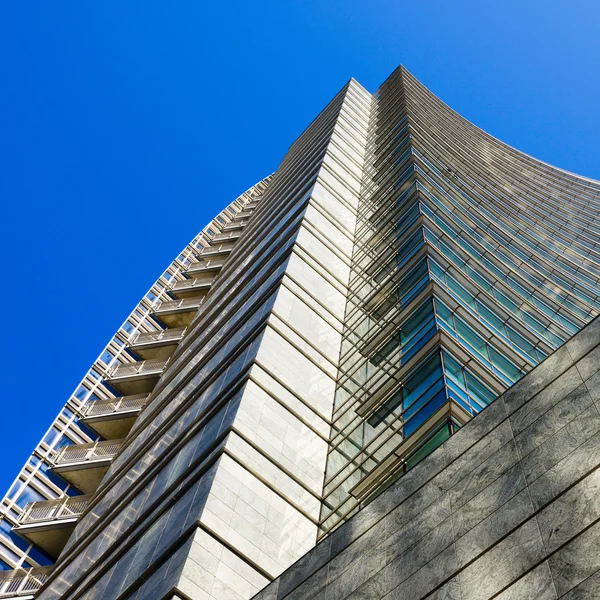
[
  {"xmin": 105, "ymin": 357, "xmax": 169, "ymax": 395},
  {"xmin": 13, "ymin": 496, "xmax": 92, "ymax": 558},
  {"xmin": 0, "ymin": 567, "xmax": 52, "ymax": 599},
  {"xmin": 212, "ymin": 229, "xmax": 242, "ymax": 243},
  {"xmin": 222, "ymin": 221, "xmax": 247, "ymax": 231},
  {"xmin": 128, "ymin": 326, "xmax": 186, "ymax": 360},
  {"xmin": 196, "ymin": 241, "xmax": 235, "ymax": 259},
  {"xmin": 233, "ymin": 209, "xmax": 253, "ymax": 220},
  {"xmin": 186, "ymin": 257, "xmax": 226, "ymax": 277},
  {"xmin": 51, "ymin": 439, "xmax": 123, "ymax": 494},
  {"xmin": 153, "ymin": 297, "xmax": 204, "ymax": 328},
  {"xmin": 171, "ymin": 274, "xmax": 216, "ymax": 299},
  {"xmin": 79, "ymin": 394, "xmax": 148, "ymax": 439}
]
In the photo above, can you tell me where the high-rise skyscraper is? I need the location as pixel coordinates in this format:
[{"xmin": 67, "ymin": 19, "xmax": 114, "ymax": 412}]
[{"xmin": 1, "ymin": 66, "xmax": 600, "ymax": 600}]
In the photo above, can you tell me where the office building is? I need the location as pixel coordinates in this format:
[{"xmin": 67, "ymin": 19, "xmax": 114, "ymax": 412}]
[{"xmin": 1, "ymin": 66, "xmax": 600, "ymax": 599}]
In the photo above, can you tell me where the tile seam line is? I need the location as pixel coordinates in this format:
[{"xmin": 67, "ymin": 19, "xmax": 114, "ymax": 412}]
[
  {"xmin": 229, "ymin": 426, "xmax": 325, "ymax": 502},
  {"xmin": 268, "ymin": 312, "xmax": 342, "ymax": 373},
  {"xmin": 249, "ymin": 362, "xmax": 334, "ymax": 427},
  {"xmin": 246, "ymin": 372, "xmax": 331, "ymax": 440},
  {"xmin": 505, "ymin": 401, "xmax": 562, "ymax": 600},
  {"xmin": 222, "ymin": 449, "xmax": 321, "ymax": 526},
  {"xmin": 308, "ymin": 459, "xmax": 600, "ymax": 600}
]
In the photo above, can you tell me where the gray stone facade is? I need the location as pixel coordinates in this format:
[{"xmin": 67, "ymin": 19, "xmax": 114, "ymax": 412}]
[{"xmin": 253, "ymin": 315, "xmax": 600, "ymax": 599}]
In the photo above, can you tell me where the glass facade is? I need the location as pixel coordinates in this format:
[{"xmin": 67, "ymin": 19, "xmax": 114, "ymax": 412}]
[{"xmin": 319, "ymin": 67, "xmax": 600, "ymax": 534}]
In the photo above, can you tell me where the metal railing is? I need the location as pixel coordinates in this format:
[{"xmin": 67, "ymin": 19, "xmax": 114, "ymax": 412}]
[
  {"xmin": 197, "ymin": 242, "xmax": 235, "ymax": 256},
  {"xmin": 233, "ymin": 209, "xmax": 253, "ymax": 219},
  {"xmin": 212, "ymin": 230, "xmax": 241, "ymax": 242},
  {"xmin": 107, "ymin": 357, "xmax": 169, "ymax": 379},
  {"xmin": 222, "ymin": 223, "xmax": 245, "ymax": 232},
  {"xmin": 130, "ymin": 327, "xmax": 186, "ymax": 346},
  {"xmin": 186, "ymin": 258, "xmax": 225, "ymax": 274},
  {"xmin": 172, "ymin": 277, "xmax": 214, "ymax": 291},
  {"xmin": 53, "ymin": 439, "xmax": 123, "ymax": 466},
  {"xmin": 18, "ymin": 495, "xmax": 92, "ymax": 526},
  {"xmin": 82, "ymin": 394, "xmax": 148, "ymax": 418},
  {"xmin": 154, "ymin": 297, "xmax": 204, "ymax": 313},
  {"xmin": 0, "ymin": 567, "xmax": 53, "ymax": 597}
]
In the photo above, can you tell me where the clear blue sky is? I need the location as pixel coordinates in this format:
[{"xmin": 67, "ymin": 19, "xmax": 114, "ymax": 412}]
[{"xmin": 0, "ymin": 1, "xmax": 599, "ymax": 495}]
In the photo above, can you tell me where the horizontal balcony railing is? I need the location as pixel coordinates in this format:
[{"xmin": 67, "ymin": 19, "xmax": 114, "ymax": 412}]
[
  {"xmin": 154, "ymin": 297, "xmax": 204, "ymax": 313},
  {"xmin": 233, "ymin": 209, "xmax": 253, "ymax": 220},
  {"xmin": 171, "ymin": 277, "xmax": 214, "ymax": 292},
  {"xmin": 197, "ymin": 242, "xmax": 235, "ymax": 257},
  {"xmin": 212, "ymin": 230, "xmax": 241, "ymax": 242},
  {"xmin": 82, "ymin": 394, "xmax": 148, "ymax": 418},
  {"xmin": 18, "ymin": 495, "xmax": 92, "ymax": 526},
  {"xmin": 130, "ymin": 327, "xmax": 186, "ymax": 346},
  {"xmin": 186, "ymin": 257, "xmax": 226, "ymax": 275},
  {"xmin": 53, "ymin": 439, "xmax": 123, "ymax": 467},
  {"xmin": 222, "ymin": 221, "xmax": 246, "ymax": 231},
  {"xmin": 107, "ymin": 357, "xmax": 169, "ymax": 380},
  {"xmin": 0, "ymin": 567, "xmax": 53, "ymax": 598}
]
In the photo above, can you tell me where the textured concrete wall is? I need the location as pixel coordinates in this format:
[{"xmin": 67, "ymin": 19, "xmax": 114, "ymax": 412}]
[{"xmin": 253, "ymin": 315, "xmax": 600, "ymax": 600}]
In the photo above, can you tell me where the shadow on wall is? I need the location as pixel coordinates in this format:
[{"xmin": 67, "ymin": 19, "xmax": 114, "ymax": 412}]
[{"xmin": 253, "ymin": 315, "xmax": 600, "ymax": 600}]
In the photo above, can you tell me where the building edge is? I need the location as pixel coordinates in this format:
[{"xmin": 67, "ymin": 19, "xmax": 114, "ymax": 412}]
[{"xmin": 252, "ymin": 313, "xmax": 600, "ymax": 599}]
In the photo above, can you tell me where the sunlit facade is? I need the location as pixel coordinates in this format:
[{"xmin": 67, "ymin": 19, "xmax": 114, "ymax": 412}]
[
  {"xmin": 1, "ymin": 66, "xmax": 600, "ymax": 599},
  {"xmin": 0, "ymin": 178, "xmax": 271, "ymax": 592}
]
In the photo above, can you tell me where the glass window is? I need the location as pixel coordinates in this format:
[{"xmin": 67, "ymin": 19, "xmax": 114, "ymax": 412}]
[
  {"xmin": 99, "ymin": 350, "xmax": 114, "ymax": 365},
  {"xmin": 15, "ymin": 486, "xmax": 45, "ymax": 510},
  {"xmin": 428, "ymin": 260, "xmax": 445, "ymax": 282},
  {"xmin": 404, "ymin": 388, "xmax": 446, "ymax": 436},
  {"xmin": 42, "ymin": 427, "xmax": 60, "ymax": 447},
  {"xmin": 476, "ymin": 301, "xmax": 505, "ymax": 333},
  {"xmin": 493, "ymin": 289, "xmax": 518, "ymax": 313},
  {"xmin": 489, "ymin": 347, "xmax": 522, "ymax": 382},
  {"xmin": 464, "ymin": 372, "xmax": 496, "ymax": 406},
  {"xmin": 447, "ymin": 276, "xmax": 476, "ymax": 309},
  {"xmin": 443, "ymin": 350, "xmax": 496, "ymax": 411},
  {"xmin": 56, "ymin": 435, "xmax": 75, "ymax": 449},
  {"xmin": 405, "ymin": 421, "xmax": 452, "ymax": 471},
  {"xmin": 371, "ymin": 300, "xmax": 436, "ymax": 366},
  {"xmin": 0, "ymin": 541, "xmax": 20, "ymax": 565},
  {"xmin": 402, "ymin": 353, "xmax": 445, "ymax": 428},
  {"xmin": 26, "ymin": 544, "xmax": 53, "ymax": 566},
  {"xmin": 455, "ymin": 320, "xmax": 488, "ymax": 357},
  {"xmin": 506, "ymin": 327, "xmax": 536, "ymax": 357},
  {"xmin": 0, "ymin": 519, "xmax": 28, "ymax": 552},
  {"xmin": 74, "ymin": 385, "xmax": 89, "ymax": 401},
  {"xmin": 27, "ymin": 456, "xmax": 40, "ymax": 469},
  {"xmin": 38, "ymin": 461, "xmax": 68, "ymax": 491}
]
